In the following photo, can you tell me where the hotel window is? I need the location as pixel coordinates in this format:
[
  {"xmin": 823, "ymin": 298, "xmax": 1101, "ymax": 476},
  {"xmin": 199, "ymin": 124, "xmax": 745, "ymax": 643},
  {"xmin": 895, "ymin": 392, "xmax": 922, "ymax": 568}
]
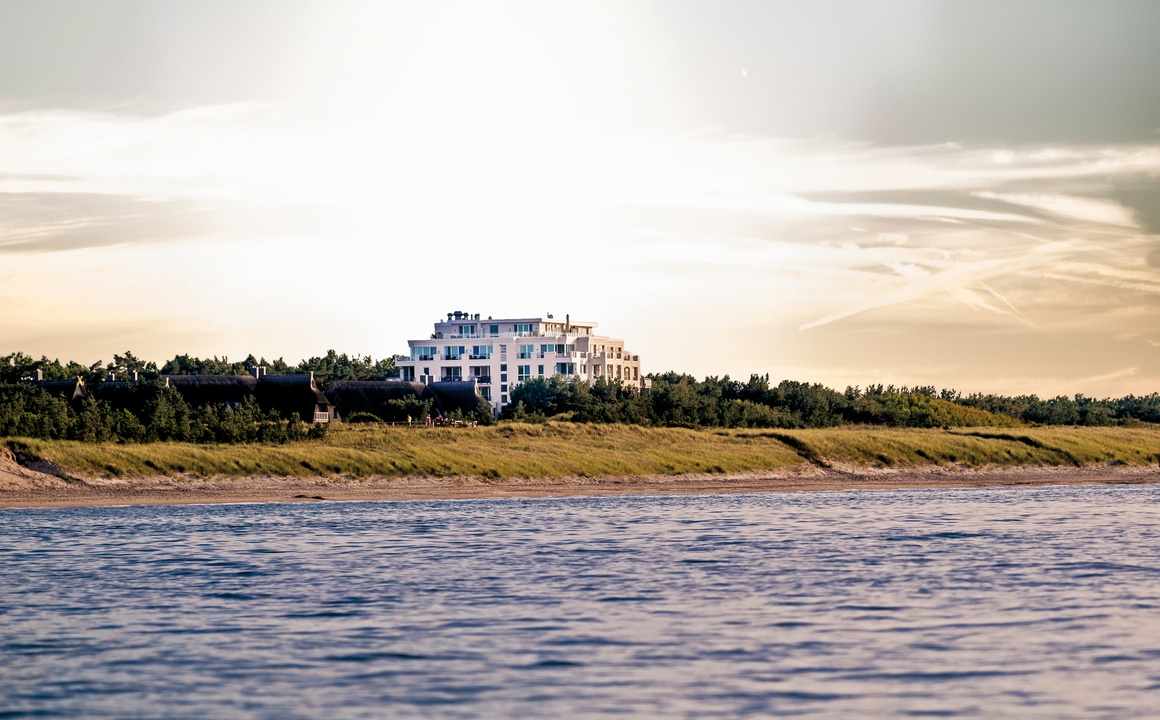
[
  {"xmin": 413, "ymin": 346, "xmax": 436, "ymax": 360},
  {"xmin": 634, "ymin": 367, "xmax": 638, "ymax": 380},
  {"xmin": 501, "ymin": 394, "xmax": 508, "ymax": 403},
  {"xmin": 501, "ymin": 384, "xmax": 508, "ymax": 393},
  {"xmin": 490, "ymin": 325, "xmax": 499, "ymax": 336},
  {"xmin": 460, "ymin": 325, "xmax": 476, "ymax": 337},
  {"xmin": 555, "ymin": 363, "xmax": 575, "ymax": 375},
  {"xmin": 519, "ymin": 344, "xmax": 534, "ymax": 359},
  {"xmin": 541, "ymin": 344, "xmax": 553, "ymax": 354},
  {"xmin": 400, "ymin": 366, "xmax": 415, "ymax": 381},
  {"xmin": 538, "ymin": 365, "xmax": 544, "ymax": 376},
  {"xmin": 501, "ymin": 373, "xmax": 507, "ymax": 382},
  {"xmin": 480, "ymin": 386, "xmax": 491, "ymax": 400},
  {"xmin": 442, "ymin": 367, "xmax": 462, "ymax": 380},
  {"xmin": 445, "ymin": 346, "xmax": 464, "ymax": 360},
  {"xmin": 517, "ymin": 365, "xmax": 531, "ymax": 381},
  {"xmin": 555, "ymin": 344, "xmax": 565, "ymax": 354},
  {"xmin": 472, "ymin": 345, "xmax": 492, "ymax": 359}
]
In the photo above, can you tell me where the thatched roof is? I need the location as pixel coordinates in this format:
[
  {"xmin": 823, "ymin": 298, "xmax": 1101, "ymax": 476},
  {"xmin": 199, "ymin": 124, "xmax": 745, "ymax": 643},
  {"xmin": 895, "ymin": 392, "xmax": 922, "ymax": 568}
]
[
  {"xmin": 94, "ymin": 381, "xmax": 132, "ymax": 402},
  {"xmin": 327, "ymin": 381, "xmax": 426, "ymax": 418},
  {"xmin": 27, "ymin": 379, "xmax": 86, "ymax": 402},
  {"xmin": 254, "ymin": 374, "xmax": 331, "ymax": 423},
  {"xmin": 425, "ymin": 381, "xmax": 490, "ymax": 415},
  {"xmin": 162, "ymin": 375, "xmax": 257, "ymax": 406}
]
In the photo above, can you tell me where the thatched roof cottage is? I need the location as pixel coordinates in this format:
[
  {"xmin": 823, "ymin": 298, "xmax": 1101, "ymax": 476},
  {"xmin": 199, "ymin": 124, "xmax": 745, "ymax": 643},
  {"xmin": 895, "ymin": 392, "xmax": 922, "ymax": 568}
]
[
  {"xmin": 327, "ymin": 379, "xmax": 490, "ymax": 420},
  {"xmin": 326, "ymin": 380, "xmax": 428, "ymax": 420},
  {"xmin": 253, "ymin": 373, "xmax": 333, "ymax": 424},
  {"xmin": 25, "ymin": 373, "xmax": 87, "ymax": 405}
]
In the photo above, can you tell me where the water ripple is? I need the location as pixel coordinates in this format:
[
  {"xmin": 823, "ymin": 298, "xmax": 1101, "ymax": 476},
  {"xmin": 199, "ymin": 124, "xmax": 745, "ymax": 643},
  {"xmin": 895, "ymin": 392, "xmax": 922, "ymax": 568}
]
[{"xmin": 3, "ymin": 484, "xmax": 1160, "ymax": 718}]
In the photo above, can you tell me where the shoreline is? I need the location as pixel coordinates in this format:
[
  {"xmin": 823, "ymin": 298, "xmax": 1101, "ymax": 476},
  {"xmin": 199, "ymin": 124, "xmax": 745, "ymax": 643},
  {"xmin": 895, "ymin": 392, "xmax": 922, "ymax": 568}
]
[{"xmin": 3, "ymin": 464, "xmax": 1158, "ymax": 508}]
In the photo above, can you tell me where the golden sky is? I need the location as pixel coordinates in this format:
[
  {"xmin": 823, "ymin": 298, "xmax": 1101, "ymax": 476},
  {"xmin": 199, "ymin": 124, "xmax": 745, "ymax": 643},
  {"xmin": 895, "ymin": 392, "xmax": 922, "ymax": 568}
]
[{"xmin": 2, "ymin": 1, "xmax": 1160, "ymax": 396}]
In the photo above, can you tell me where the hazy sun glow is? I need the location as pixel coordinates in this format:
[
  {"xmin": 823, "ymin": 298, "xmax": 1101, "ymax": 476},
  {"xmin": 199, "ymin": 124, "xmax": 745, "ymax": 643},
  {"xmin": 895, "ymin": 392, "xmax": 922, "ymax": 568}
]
[{"xmin": 2, "ymin": 1, "xmax": 1159, "ymax": 396}]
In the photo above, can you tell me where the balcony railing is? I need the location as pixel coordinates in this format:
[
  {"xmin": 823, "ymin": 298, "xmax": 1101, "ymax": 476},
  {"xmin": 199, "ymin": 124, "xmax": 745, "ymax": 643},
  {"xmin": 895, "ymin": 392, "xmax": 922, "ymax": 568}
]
[
  {"xmin": 313, "ymin": 412, "xmax": 330, "ymax": 423},
  {"xmin": 471, "ymin": 376, "xmax": 492, "ymax": 384}
]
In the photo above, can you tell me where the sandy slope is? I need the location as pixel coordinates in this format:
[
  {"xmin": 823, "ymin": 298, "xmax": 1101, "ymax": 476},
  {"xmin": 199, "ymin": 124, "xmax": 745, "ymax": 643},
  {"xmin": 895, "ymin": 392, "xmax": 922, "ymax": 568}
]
[
  {"xmin": 0, "ymin": 448, "xmax": 74, "ymax": 491},
  {"xmin": 2, "ymin": 459, "xmax": 1157, "ymax": 508}
]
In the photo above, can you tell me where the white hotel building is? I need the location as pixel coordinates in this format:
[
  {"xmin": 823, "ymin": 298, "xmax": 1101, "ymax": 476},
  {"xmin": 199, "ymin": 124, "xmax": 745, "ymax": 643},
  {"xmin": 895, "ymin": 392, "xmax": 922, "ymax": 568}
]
[{"xmin": 395, "ymin": 312, "xmax": 649, "ymax": 415}]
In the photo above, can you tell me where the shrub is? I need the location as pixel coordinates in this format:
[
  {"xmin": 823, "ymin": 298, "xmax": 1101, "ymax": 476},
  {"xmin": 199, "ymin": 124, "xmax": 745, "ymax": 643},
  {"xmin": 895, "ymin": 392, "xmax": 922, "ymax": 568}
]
[{"xmin": 344, "ymin": 412, "xmax": 383, "ymax": 424}]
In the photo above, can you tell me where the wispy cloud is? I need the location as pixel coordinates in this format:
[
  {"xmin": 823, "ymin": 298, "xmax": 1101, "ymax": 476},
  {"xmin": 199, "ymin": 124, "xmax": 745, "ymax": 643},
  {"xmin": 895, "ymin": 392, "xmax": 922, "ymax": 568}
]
[
  {"xmin": 598, "ymin": 133, "xmax": 1160, "ymax": 336},
  {"xmin": 1074, "ymin": 366, "xmax": 1139, "ymax": 386}
]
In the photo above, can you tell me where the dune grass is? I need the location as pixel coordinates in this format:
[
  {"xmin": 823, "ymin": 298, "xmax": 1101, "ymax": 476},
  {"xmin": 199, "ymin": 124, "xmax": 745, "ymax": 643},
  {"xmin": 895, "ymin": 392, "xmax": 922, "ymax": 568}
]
[
  {"xmin": 8, "ymin": 423, "xmax": 1160, "ymax": 481},
  {"xmin": 773, "ymin": 426, "xmax": 1160, "ymax": 468},
  {"xmin": 8, "ymin": 423, "xmax": 804, "ymax": 480}
]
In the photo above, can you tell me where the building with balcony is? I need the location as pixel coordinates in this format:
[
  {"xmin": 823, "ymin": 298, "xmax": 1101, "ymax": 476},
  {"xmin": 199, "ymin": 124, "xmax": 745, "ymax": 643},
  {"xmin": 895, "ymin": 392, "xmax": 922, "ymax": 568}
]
[{"xmin": 395, "ymin": 311, "xmax": 650, "ymax": 415}]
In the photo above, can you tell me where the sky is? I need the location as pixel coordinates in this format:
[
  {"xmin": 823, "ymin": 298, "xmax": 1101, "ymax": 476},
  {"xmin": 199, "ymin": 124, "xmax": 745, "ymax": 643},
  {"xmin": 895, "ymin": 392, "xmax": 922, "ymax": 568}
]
[{"xmin": 2, "ymin": 0, "xmax": 1160, "ymax": 397}]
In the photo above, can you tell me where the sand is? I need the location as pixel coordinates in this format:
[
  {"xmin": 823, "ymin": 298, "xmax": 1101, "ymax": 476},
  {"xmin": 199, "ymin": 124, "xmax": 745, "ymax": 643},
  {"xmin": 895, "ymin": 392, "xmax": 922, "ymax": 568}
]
[{"xmin": 2, "ymin": 447, "xmax": 1157, "ymax": 509}]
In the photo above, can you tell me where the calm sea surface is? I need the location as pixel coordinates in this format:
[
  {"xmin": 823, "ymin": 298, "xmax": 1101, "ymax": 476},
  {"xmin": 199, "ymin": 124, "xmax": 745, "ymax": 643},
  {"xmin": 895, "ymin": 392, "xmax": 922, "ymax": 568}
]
[{"xmin": 4, "ymin": 486, "xmax": 1160, "ymax": 718}]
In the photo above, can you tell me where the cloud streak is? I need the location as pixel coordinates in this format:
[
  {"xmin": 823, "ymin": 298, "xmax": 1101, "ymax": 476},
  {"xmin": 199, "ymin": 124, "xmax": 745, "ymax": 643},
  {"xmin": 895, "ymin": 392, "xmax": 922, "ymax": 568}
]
[{"xmin": 2, "ymin": 103, "xmax": 1160, "ymax": 396}]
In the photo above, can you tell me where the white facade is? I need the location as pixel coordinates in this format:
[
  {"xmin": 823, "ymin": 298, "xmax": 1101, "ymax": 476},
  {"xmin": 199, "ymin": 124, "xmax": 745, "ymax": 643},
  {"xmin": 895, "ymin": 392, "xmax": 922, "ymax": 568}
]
[{"xmin": 395, "ymin": 311, "xmax": 650, "ymax": 415}]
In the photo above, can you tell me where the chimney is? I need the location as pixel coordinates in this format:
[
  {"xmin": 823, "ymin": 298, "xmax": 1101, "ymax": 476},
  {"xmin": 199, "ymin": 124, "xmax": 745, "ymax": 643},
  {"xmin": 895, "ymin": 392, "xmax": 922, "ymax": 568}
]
[
  {"xmin": 107, "ymin": 372, "xmax": 116, "ymax": 382},
  {"xmin": 131, "ymin": 371, "xmax": 139, "ymax": 382},
  {"xmin": 35, "ymin": 369, "xmax": 43, "ymax": 381},
  {"xmin": 447, "ymin": 312, "xmax": 453, "ymax": 321},
  {"xmin": 250, "ymin": 366, "xmax": 260, "ymax": 378},
  {"xmin": 259, "ymin": 366, "xmax": 266, "ymax": 377}
]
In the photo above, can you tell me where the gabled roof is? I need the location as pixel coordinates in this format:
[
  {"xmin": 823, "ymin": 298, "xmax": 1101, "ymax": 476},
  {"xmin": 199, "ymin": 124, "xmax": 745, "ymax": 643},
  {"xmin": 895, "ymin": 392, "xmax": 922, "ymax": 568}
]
[
  {"xmin": 327, "ymin": 380, "xmax": 426, "ymax": 417},
  {"xmin": 26, "ymin": 378, "xmax": 86, "ymax": 401},
  {"xmin": 253, "ymin": 373, "xmax": 331, "ymax": 422},
  {"xmin": 162, "ymin": 375, "xmax": 257, "ymax": 405},
  {"xmin": 425, "ymin": 381, "xmax": 490, "ymax": 415}
]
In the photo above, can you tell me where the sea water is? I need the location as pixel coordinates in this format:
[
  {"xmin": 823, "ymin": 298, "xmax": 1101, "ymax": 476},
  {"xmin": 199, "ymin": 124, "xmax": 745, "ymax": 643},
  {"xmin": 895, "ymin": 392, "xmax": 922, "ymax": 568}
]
[{"xmin": 4, "ymin": 485, "xmax": 1160, "ymax": 718}]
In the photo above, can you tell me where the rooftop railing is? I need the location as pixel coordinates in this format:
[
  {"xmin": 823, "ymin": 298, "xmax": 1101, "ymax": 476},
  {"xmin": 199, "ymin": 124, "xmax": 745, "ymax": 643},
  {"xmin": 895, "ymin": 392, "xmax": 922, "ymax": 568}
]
[{"xmin": 434, "ymin": 331, "xmax": 609, "ymax": 341}]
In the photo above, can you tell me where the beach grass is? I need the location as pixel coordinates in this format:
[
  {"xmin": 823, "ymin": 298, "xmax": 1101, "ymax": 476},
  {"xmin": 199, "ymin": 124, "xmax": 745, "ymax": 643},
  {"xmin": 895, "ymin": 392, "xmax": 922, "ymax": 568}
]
[
  {"xmin": 8, "ymin": 423, "xmax": 1160, "ymax": 481},
  {"xmin": 773, "ymin": 426, "xmax": 1160, "ymax": 468}
]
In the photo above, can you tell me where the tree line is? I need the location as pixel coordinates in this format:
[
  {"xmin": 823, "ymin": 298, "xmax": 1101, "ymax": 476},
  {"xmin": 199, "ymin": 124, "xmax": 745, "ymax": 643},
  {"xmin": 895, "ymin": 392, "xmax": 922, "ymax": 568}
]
[
  {"xmin": 0, "ymin": 381, "xmax": 328, "ymax": 445},
  {"xmin": 504, "ymin": 373, "xmax": 1160, "ymax": 428},
  {"xmin": 1, "ymin": 349, "xmax": 395, "ymax": 444},
  {"xmin": 3, "ymin": 349, "xmax": 1158, "ymax": 443},
  {"xmin": 2, "ymin": 350, "xmax": 398, "ymax": 388}
]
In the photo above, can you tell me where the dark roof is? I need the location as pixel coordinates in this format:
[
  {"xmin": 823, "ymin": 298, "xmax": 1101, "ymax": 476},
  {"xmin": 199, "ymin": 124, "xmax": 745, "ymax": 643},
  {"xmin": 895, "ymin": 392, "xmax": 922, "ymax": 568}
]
[
  {"xmin": 162, "ymin": 375, "xmax": 257, "ymax": 406},
  {"xmin": 425, "ymin": 381, "xmax": 490, "ymax": 415},
  {"xmin": 327, "ymin": 380, "xmax": 426, "ymax": 417},
  {"xmin": 254, "ymin": 374, "xmax": 331, "ymax": 423},
  {"xmin": 27, "ymin": 379, "xmax": 86, "ymax": 401},
  {"xmin": 94, "ymin": 381, "xmax": 132, "ymax": 402}
]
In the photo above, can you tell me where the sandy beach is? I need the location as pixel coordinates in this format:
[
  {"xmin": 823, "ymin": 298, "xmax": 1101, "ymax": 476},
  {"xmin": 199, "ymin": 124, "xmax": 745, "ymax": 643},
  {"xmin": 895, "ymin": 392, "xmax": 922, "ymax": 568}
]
[{"xmin": 3, "ymin": 448, "xmax": 1157, "ymax": 508}]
